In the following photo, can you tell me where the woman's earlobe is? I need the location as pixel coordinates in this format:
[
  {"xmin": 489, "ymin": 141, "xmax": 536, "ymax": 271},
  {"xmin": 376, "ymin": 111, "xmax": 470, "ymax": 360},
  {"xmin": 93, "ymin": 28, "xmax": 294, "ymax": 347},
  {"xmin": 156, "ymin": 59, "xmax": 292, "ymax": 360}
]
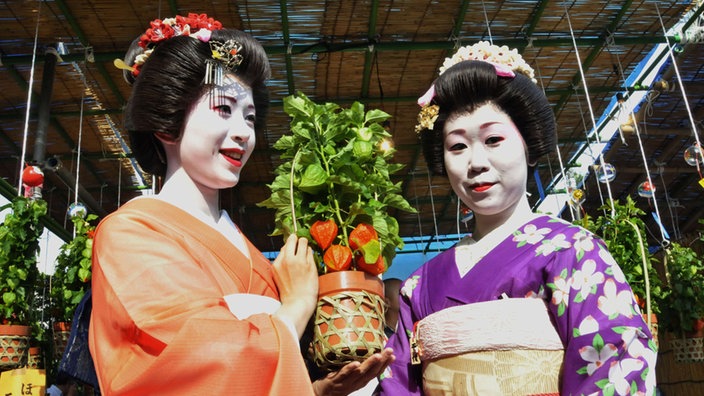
[{"xmin": 154, "ymin": 131, "xmax": 178, "ymax": 145}]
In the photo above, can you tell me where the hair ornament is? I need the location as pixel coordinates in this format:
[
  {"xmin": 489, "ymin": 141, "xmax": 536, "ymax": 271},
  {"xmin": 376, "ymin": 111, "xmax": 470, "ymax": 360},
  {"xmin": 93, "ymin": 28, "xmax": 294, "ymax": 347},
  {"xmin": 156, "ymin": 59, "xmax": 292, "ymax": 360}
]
[
  {"xmin": 415, "ymin": 104, "xmax": 440, "ymax": 134},
  {"xmin": 415, "ymin": 41, "xmax": 536, "ymax": 134},
  {"xmin": 417, "ymin": 84, "xmax": 436, "ymax": 107},
  {"xmin": 203, "ymin": 39, "xmax": 244, "ymax": 87},
  {"xmin": 438, "ymin": 41, "xmax": 535, "ymax": 81},
  {"xmin": 210, "ymin": 40, "xmax": 244, "ymax": 72},
  {"xmin": 116, "ymin": 13, "xmax": 224, "ymax": 77}
]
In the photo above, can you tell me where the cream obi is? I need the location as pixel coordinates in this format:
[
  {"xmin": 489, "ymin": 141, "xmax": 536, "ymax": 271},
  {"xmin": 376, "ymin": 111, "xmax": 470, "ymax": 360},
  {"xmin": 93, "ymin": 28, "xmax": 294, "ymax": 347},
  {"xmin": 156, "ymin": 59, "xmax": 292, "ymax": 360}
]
[{"xmin": 413, "ymin": 298, "xmax": 564, "ymax": 396}]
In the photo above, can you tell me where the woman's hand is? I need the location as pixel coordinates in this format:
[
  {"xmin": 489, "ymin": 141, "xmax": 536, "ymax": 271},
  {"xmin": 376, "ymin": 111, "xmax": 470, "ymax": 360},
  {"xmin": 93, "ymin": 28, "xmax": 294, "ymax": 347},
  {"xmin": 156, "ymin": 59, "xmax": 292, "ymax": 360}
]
[
  {"xmin": 312, "ymin": 348, "xmax": 395, "ymax": 396},
  {"xmin": 272, "ymin": 234, "xmax": 319, "ymax": 338}
]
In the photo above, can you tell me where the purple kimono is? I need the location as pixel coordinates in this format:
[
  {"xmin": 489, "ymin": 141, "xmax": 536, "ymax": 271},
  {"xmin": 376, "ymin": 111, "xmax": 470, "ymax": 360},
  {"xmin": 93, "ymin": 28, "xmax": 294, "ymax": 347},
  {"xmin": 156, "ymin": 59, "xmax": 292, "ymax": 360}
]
[{"xmin": 378, "ymin": 215, "xmax": 657, "ymax": 395}]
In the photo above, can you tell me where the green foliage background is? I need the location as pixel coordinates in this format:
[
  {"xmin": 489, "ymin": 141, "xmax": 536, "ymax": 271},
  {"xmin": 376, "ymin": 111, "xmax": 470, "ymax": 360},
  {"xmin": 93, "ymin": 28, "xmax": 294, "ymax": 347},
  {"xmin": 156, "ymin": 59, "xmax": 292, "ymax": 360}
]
[{"xmin": 0, "ymin": 196, "xmax": 46, "ymax": 324}]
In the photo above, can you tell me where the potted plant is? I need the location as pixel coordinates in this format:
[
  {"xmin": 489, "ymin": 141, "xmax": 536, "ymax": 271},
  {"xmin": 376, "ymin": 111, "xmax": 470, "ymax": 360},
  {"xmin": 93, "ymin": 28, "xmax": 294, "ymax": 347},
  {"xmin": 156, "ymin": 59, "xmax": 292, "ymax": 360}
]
[
  {"xmin": 0, "ymin": 195, "xmax": 47, "ymax": 369},
  {"xmin": 259, "ymin": 92, "xmax": 416, "ymax": 369},
  {"xmin": 658, "ymin": 239, "xmax": 704, "ymax": 362},
  {"xmin": 579, "ymin": 196, "xmax": 664, "ymax": 341},
  {"xmin": 50, "ymin": 212, "xmax": 96, "ymax": 361}
]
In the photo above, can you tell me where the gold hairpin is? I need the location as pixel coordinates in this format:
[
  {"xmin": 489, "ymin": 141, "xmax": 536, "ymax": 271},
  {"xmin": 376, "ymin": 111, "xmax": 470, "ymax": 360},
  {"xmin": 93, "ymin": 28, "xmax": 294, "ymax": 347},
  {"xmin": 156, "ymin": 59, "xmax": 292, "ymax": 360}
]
[{"xmin": 209, "ymin": 39, "xmax": 244, "ymax": 72}]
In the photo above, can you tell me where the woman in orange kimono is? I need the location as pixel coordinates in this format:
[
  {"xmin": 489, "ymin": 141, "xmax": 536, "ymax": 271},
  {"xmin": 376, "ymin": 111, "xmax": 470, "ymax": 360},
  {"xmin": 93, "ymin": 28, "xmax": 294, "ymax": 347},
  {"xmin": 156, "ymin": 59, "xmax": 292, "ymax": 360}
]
[{"xmin": 89, "ymin": 13, "xmax": 392, "ymax": 395}]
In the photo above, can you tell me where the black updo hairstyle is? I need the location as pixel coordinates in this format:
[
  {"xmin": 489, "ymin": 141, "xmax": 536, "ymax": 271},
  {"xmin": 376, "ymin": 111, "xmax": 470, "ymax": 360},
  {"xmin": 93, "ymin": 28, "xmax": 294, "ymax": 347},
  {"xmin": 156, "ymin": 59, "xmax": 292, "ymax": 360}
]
[
  {"xmin": 419, "ymin": 60, "xmax": 556, "ymax": 176},
  {"xmin": 122, "ymin": 28, "xmax": 271, "ymax": 177}
]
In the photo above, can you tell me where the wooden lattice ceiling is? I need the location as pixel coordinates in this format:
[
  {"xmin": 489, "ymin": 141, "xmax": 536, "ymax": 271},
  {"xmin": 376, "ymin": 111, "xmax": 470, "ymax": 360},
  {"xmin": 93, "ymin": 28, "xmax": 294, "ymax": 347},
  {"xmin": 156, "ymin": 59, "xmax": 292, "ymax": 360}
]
[{"xmin": 1, "ymin": 0, "xmax": 703, "ymax": 254}]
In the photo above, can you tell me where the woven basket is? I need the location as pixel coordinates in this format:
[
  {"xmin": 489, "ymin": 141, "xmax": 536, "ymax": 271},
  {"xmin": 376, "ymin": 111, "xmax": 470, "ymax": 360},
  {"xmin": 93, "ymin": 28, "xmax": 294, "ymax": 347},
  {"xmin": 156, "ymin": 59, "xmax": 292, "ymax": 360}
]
[
  {"xmin": 28, "ymin": 346, "xmax": 41, "ymax": 369},
  {"xmin": 53, "ymin": 321, "xmax": 72, "ymax": 361},
  {"xmin": 670, "ymin": 337, "xmax": 704, "ymax": 363},
  {"xmin": 0, "ymin": 324, "xmax": 31, "ymax": 370},
  {"xmin": 313, "ymin": 271, "xmax": 386, "ymax": 370}
]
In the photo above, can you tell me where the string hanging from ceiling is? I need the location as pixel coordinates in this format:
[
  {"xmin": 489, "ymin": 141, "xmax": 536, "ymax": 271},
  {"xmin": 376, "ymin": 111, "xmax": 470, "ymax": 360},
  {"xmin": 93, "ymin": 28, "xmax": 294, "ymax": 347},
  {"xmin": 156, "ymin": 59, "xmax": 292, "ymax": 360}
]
[
  {"xmin": 564, "ymin": 3, "xmax": 617, "ymax": 216},
  {"xmin": 534, "ymin": 57, "xmax": 582, "ymax": 222},
  {"xmin": 574, "ymin": 87, "xmax": 608, "ymax": 209},
  {"xmin": 16, "ymin": 1, "xmax": 43, "ymax": 196},
  {"xmin": 65, "ymin": 58, "xmax": 95, "ymax": 226},
  {"xmin": 606, "ymin": 30, "xmax": 670, "ymax": 247},
  {"xmin": 480, "ymin": 0, "xmax": 494, "ymax": 45},
  {"xmin": 656, "ymin": 3, "xmax": 704, "ymax": 185},
  {"xmin": 67, "ymin": 92, "xmax": 87, "ymax": 229},
  {"xmin": 655, "ymin": 163, "xmax": 682, "ymax": 241}
]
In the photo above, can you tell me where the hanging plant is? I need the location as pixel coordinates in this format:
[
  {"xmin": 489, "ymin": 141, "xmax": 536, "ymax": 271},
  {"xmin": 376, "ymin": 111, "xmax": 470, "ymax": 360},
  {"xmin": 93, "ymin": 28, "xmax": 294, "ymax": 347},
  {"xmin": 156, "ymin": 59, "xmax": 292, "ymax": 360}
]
[
  {"xmin": 51, "ymin": 213, "xmax": 97, "ymax": 323},
  {"xmin": 258, "ymin": 91, "xmax": 416, "ymax": 275},
  {"xmin": 0, "ymin": 196, "xmax": 47, "ymax": 325}
]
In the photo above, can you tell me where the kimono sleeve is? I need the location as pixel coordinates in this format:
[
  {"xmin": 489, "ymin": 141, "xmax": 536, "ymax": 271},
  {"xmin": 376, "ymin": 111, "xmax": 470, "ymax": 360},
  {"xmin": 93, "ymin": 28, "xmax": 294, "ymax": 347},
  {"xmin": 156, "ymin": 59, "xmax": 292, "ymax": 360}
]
[{"xmin": 545, "ymin": 228, "xmax": 658, "ymax": 395}]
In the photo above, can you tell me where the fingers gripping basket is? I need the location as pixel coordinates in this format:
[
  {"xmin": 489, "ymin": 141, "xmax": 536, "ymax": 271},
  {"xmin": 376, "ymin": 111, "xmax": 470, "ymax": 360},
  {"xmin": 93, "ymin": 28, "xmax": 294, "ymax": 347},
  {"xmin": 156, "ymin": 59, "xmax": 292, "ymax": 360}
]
[{"xmin": 313, "ymin": 271, "xmax": 386, "ymax": 369}]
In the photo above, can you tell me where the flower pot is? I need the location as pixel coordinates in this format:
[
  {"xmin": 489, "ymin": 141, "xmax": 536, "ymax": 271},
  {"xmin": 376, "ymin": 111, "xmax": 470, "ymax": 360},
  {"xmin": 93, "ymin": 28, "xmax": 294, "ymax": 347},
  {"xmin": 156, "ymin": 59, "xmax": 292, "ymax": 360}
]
[
  {"xmin": 0, "ymin": 324, "xmax": 30, "ymax": 370},
  {"xmin": 28, "ymin": 346, "xmax": 41, "ymax": 369},
  {"xmin": 53, "ymin": 321, "xmax": 72, "ymax": 360},
  {"xmin": 685, "ymin": 318, "xmax": 704, "ymax": 338},
  {"xmin": 312, "ymin": 271, "xmax": 386, "ymax": 370}
]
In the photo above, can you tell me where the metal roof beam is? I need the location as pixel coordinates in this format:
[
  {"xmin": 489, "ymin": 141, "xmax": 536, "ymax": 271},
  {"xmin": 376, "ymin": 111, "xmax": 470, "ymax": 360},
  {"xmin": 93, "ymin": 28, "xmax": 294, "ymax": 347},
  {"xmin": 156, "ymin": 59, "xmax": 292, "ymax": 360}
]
[
  {"xmin": 0, "ymin": 35, "xmax": 681, "ymax": 66},
  {"xmin": 0, "ymin": 84, "xmax": 657, "ymax": 122},
  {"xmin": 54, "ymin": 0, "xmax": 125, "ymax": 104},
  {"xmin": 523, "ymin": 0, "xmax": 550, "ymax": 40}
]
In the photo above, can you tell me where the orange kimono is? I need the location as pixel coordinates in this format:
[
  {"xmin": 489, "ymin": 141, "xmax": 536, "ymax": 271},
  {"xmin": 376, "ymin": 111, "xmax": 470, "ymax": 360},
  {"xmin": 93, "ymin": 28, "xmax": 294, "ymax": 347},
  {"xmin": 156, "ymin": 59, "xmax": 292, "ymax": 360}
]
[{"xmin": 89, "ymin": 198, "xmax": 314, "ymax": 395}]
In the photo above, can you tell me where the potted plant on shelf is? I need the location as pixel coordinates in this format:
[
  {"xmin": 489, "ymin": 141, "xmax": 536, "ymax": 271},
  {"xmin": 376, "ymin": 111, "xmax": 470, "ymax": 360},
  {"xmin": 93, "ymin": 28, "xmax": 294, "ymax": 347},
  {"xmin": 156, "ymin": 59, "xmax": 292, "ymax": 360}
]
[
  {"xmin": 0, "ymin": 195, "xmax": 47, "ymax": 370},
  {"xmin": 579, "ymin": 196, "xmax": 664, "ymax": 343},
  {"xmin": 658, "ymin": 239, "xmax": 704, "ymax": 362},
  {"xmin": 259, "ymin": 92, "xmax": 416, "ymax": 369},
  {"xmin": 50, "ymin": 212, "xmax": 96, "ymax": 362}
]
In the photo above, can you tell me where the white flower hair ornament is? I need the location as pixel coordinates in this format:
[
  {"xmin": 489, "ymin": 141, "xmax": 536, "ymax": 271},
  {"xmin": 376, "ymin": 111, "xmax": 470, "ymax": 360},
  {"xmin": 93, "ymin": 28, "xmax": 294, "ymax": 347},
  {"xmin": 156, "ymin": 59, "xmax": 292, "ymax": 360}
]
[{"xmin": 415, "ymin": 41, "xmax": 537, "ymax": 133}]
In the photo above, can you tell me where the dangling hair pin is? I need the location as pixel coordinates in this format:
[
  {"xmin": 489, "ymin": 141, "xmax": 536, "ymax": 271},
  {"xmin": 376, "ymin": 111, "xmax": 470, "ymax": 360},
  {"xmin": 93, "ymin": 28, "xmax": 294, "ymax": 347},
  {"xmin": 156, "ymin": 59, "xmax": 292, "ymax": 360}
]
[
  {"xmin": 205, "ymin": 39, "xmax": 244, "ymax": 86},
  {"xmin": 210, "ymin": 40, "xmax": 243, "ymax": 72}
]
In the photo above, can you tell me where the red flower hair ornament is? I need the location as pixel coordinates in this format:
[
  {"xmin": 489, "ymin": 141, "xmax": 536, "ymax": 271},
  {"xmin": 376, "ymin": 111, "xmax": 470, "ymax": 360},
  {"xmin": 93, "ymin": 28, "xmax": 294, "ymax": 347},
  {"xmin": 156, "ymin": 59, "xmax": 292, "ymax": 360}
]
[{"xmin": 114, "ymin": 13, "xmax": 240, "ymax": 80}]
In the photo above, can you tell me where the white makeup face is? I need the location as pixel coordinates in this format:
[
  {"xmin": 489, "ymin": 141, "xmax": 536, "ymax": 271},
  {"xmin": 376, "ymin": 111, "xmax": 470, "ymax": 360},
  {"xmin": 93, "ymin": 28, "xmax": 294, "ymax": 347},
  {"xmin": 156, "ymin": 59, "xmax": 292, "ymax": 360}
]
[
  {"xmin": 176, "ymin": 75, "xmax": 256, "ymax": 192},
  {"xmin": 443, "ymin": 103, "xmax": 529, "ymax": 219}
]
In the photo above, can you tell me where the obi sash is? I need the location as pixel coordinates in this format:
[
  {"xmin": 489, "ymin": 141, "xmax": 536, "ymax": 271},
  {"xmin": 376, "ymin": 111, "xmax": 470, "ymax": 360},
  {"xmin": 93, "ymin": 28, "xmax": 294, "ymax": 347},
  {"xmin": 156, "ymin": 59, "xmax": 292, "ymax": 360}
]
[{"xmin": 414, "ymin": 298, "xmax": 564, "ymax": 396}]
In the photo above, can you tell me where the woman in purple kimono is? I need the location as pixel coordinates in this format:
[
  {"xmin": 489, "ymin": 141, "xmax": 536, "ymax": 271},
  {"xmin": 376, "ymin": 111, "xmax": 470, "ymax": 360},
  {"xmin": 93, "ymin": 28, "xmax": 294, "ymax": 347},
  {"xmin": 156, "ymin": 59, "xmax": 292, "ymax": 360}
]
[{"xmin": 378, "ymin": 42, "xmax": 657, "ymax": 395}]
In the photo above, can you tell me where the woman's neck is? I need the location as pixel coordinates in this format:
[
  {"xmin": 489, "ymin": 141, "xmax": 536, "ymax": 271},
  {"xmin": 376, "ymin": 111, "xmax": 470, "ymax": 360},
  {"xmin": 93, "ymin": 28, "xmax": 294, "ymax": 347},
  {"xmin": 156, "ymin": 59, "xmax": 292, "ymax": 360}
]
[
  {"xmin": 472, "ymin": 198, "xmax": 535, "ymax": 241},
  {"xmin": 157, "ymin": 169, "xmax": 221, "ymax": 225}
]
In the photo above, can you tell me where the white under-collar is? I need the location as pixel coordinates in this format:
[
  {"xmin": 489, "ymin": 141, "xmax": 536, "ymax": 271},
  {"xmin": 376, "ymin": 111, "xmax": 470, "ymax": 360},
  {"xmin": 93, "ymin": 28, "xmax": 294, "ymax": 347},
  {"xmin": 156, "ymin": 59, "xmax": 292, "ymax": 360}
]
[
  {"xmin": 215, "ymin": 210, "xmax": 250, "ymax": 258},
  {"xmin": 455, "ymin": 211, "xmax": 539, "ymax": 277}
]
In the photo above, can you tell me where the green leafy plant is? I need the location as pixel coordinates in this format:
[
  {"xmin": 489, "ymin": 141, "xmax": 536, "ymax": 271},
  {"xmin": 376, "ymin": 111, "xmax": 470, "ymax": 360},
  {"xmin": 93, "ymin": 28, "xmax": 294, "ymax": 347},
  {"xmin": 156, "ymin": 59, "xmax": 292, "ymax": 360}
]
[
  {"xmin": 258, "ymin": 92, "xmax": 416, "ymax": 275},
  {"xmin": 579, "ymin": 195, "xmax": 663, "ymax": 314},
  {"xmin": 0, "ymin": 196, "xmax": 47, "ymax": 324},
  {"xmin": 51, "ymin": 213, "xmax": 96, "ymax": 322},
  {"xmin": 659, "ymin": 240, "xmax": 704, "ymax": 335}
]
